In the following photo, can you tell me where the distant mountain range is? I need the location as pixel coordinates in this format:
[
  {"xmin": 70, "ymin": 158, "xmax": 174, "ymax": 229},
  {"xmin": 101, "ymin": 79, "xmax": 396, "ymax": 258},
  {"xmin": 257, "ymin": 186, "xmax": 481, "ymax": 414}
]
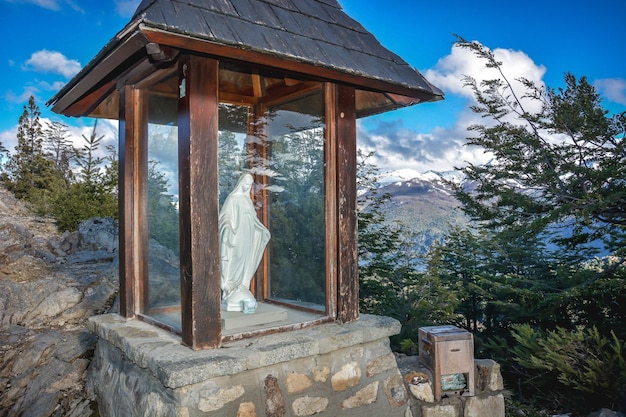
[
  {"xmin": 372, "ymin": 170, "xmax": 470, "ymax": 255},
  {"xmin": 376, "ymin": 169, "xmax": 613, "ymax": 260}
]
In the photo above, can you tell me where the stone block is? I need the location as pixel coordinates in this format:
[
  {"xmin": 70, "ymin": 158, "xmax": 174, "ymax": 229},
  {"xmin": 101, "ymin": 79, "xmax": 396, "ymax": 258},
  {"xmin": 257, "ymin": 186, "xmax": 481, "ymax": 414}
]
[
  {"xmin": 312, "ymin": 365, "xmax": 330, "ymax": 382},
  {"xmin": 474, "ymin": 359, "xmax": 504, "ymax": 393},
  {"xmin": 384, "ymin": 372, "xmax": 409, "ymax": 407},
  {"xmin": 367, "ymin": 352, "xmax": 397, "ymax": 377},
  {"xmin": 421, "ymin": 402, "xmax": 461, "ymax": 417},
  {"xmin": 286, "ymin": 372, "xmax": 313, "ymax": 394},
  {"xmin": 342, "ymin": 381, "xmax": 379, "ymax": 409},
  {"xmin": 408, "ymin": 381, "xmax": 434, "ymax": 403},
  {"xmin": 264, "ymin": 374, "xmax": 285, "ymax": 417},
  {"xmin": 292, "ymin": 396, "xmax": 329, "ymax": 416},
  {"xmin": 463, "ymin": 393, "xmax": 505, "ymax": 417},
  {"xmin": 237, "ymin": 402, "xmax": 257, "ymax": 417},
  {"xmin": 331, "ymin": 362, "xmax": 361, "ymax": 392},
  {"xmin": 197, "ymin": 385, "xmax": 245, "ymax": 412}
]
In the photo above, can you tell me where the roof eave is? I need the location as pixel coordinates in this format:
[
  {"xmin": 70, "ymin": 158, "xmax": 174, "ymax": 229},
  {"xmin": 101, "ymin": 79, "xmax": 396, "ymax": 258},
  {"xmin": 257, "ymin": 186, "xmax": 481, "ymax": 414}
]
[
  {"xmin": 49, "ymin": 21, "xmax": 443, "ymax": 119},
  {"xmin": 47, "ymin": 19, "xmax": 148, "ymax": 116},
  {"xmin": 139, "ymin": 24, "xmax": 444, "ymax": 101}
]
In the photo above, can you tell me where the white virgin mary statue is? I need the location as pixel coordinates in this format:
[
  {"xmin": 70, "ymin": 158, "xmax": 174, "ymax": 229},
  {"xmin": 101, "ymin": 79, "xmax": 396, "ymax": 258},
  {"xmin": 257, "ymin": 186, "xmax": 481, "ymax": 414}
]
[{"xmin": 219, "ymin": 173, "xmax": 271, "ymax": 311}]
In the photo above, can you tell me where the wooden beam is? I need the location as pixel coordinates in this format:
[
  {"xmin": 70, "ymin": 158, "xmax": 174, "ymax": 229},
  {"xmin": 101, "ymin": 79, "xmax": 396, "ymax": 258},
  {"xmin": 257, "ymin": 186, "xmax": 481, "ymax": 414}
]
[
  {"xmin": 252, "ymin": 73, "xmax": 263, "ymax": 98},
  {"xmin": 336, "ymin": 84, "xmax": 358, "ymax": 323},
  {"xmin": 178, "ymin": 55, "xmax": 222, "ymax": 349}
]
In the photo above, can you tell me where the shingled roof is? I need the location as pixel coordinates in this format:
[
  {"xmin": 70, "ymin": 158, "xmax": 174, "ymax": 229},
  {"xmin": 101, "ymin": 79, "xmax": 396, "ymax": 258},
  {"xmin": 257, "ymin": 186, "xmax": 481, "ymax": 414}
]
[{"xmin": 49, "ymin": 0, "xmax": 443, "ymax": 118}]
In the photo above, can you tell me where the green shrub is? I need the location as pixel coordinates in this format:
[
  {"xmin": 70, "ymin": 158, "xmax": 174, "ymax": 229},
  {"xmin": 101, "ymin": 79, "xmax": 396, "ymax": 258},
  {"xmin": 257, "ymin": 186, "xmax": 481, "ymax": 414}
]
[{"xmin": 508, "ymin": 324, "xmax": 626, "ymax": 414}]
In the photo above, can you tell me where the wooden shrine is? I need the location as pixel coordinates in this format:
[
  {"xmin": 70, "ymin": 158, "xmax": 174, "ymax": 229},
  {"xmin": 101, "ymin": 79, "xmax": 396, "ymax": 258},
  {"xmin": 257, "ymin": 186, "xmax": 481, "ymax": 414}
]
[{"xmin": 49, "ymin": 0, "xmax": 443, "ymax": 350}]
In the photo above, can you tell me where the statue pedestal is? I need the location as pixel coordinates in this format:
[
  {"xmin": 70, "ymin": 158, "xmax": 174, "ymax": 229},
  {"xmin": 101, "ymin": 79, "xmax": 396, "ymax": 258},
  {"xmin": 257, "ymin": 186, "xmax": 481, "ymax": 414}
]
[
  {"xmin": 87, "ymin": 313, "xmax": 410, "ymax": 417},
  {"xmin": 221, "ymin": 302, "xmax": 288, "ymax": 331}
]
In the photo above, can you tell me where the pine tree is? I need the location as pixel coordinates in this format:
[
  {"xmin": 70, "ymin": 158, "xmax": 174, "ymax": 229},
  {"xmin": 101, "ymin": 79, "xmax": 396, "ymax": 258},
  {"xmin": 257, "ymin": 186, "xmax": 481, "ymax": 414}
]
[
  {"xmin": 50, "ymin": 120, "xmax": 118, "ymax": 231},
  {"xmin": 453, "ymin": 36, "xmax": 626, "ymax": 262},
  {"xmin": 44, "ymin": 121, "xmax": 75, "ymax": 185},
  {"xmin": 357, "ymin": 150, "xmax": 457, "ymax": 350},
  {"xmin": 75, "ymin": 120, "xmax": 105, "ymax": 189},
  {"xmin": 443, "ymin": 36, "xmax": 626, "ymax": 412},
  {"xmin": 5, "ymin": 95, "xmax": 58, "ymax": 199}
]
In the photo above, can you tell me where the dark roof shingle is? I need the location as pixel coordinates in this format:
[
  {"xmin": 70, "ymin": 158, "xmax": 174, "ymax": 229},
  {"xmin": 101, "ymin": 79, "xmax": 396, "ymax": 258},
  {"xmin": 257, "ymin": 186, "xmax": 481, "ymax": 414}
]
[
  {"xmin": 49, "ymin": 0, "xmax": 442, "ymax": 117},
  {"xmin": 133, "ymin": 0, "xmax": 442, "ymax": 97}
]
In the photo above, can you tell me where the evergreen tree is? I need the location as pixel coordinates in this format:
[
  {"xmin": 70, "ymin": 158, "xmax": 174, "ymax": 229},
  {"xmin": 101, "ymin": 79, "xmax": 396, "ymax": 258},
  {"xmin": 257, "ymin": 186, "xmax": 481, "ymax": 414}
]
[
  {"xmin": 441, "ymin": 36, "xmax": 626, "ymax": 413},
  {"xmin": 147, "ymin": 159, "xmax": 180, "ymax": 253},
  {"xmin": 429, "ymin": 227, "xmax": 487, "ymax": 331},
  {"xmin": 0, "ymin": 138, "xmax": 7, "ymax": 172},
  {"xmin": 5, "ymin": 95, "xmax": 60, "ymax": 200},
  {"xmin": 50, "ymin": 120, "xmax": 117, "ymax": 231},
  {"xmin": 268, "ymin": 127, "xmax": 326, "ymax": 305},
  {"xmin": 357, "ymin": 150, "xmax": 405, "ymax": 315},
  {"xmin": 75, "ymin": 120, "xmax": 105, "ymax": 189},
  {"xmin": 44, "ymin": 121, "xmax": 75, "ymax": 185},
  {"xmin": 453, "ymin": 36, "xmax": 626, "ymax": 262}
]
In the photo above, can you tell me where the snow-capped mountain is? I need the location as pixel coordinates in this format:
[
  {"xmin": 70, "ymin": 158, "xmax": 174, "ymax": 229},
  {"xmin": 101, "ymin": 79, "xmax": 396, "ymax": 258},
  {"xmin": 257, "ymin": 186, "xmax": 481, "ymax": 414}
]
[{"xmin": 367, "ymin": 170, "xmax": 470, "ymax": 255}]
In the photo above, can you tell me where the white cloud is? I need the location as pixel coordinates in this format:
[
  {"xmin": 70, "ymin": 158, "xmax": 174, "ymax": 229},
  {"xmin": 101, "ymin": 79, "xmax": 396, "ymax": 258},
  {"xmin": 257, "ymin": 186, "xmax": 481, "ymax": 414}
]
[
  {"xmin": 357, "ymin": 120, "xmax": 492, "ymax": 175},
  {"xmin": 38, "ymin": 80, "xmax": 67, "ymax": 92},
  {"xmin": 595, "ymin": 78, "xmax": 626, "ymax": 106},
  {"xmin": 63, "ymin": 0, "xmax": 84, "ymax": 13},
  {"xmin": 23, "ymin": 50, "xmax": 81, "ymax": 79},
  {"xmin": 0, "ymin": 126, "xmax": 17, "ymax": 152},
  {"xmin": 4, "ymin": 0, "xmax": 60, "ymax": 9},
  {"xmin": 3, "ymin": 0, "xmax": 84, "ymax": 11},
  {"xmin": 65, "ymin": 120, "xmax": 118, "ymax": 158},
  {"xmin": 425, "ymin": 42, "xmax": 546, "ymax": 104},
  {"xmin": 115, "ymin": 0, "xmax": 141, "ymax": 18},
  {"xmin": 358, "ymin": 42, "xmax": 548, "ymax": 176},
  {"xmin": 5, "ymin": 85, "xmax": 40, "ymax": 105}
]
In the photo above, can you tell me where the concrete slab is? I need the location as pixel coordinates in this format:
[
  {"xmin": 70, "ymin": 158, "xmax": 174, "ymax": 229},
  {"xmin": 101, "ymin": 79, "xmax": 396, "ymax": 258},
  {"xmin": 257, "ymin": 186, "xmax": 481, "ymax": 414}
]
[{"xmin": 221, "ymin": 303, "xmax": 288, "ymax": 330}]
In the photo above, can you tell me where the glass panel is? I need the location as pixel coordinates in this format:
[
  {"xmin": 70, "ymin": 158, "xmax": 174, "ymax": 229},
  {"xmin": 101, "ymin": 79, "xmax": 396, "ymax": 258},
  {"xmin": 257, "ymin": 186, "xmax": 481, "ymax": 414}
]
[
  {"xmin": 218, "ymin": 104, "xmax": 248, "ymax": 207},
  {"xmin": 145, "ymin": 87, "xmax": 181, "ymax": 329},
  {"xmin": 262, "ymin": 91, "xmax": 326, "ymax": 308},
  {"xmin": 217, "ymin": 89, "xmax": 326, "ymax": 311}
]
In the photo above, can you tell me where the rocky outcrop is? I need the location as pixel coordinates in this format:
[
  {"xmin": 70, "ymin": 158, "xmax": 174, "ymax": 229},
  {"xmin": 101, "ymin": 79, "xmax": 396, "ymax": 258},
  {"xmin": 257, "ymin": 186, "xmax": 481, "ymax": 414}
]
[{"xmin": 0, "ymin": 187, "xmax": 118, "ymax": 417}]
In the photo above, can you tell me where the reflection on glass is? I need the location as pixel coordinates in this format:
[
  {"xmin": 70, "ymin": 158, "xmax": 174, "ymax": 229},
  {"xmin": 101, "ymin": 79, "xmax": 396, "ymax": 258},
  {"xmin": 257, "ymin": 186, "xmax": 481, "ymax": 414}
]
[
  {"xmin": 218, "ymin": 104, "xmax": 248, "ymax": 206},
  {"xmin": 264, "ymin": 92, "xmax": 326, "ymax": 308},
  {"xmin": 146, "ymin": 91, "xmax": 181, "ymax": 329},
  {"xmin": 218, "ymin": 91, "xmax": 327, "ymax": 310}
]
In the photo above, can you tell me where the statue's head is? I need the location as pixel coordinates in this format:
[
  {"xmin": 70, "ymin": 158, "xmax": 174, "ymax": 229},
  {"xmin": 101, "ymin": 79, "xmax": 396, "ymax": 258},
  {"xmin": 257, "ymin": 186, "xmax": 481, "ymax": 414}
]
[{"xmin": 236, "ymin": 173, "xmax": 254, "ymax": 194}]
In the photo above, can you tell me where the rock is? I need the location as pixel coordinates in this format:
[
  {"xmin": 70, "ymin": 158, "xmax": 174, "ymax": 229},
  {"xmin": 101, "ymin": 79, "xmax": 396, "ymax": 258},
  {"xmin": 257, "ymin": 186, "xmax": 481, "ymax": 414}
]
[
  {"xmin": 77, "ymin": 217, "xmax": 118, "ymax": 253},
  {"xmin": 408, "ymin": 381, "xmax": 434, "ymax": 403},
  {"xmin": 0, "ymin": 185, "xmax": 119, "ymax": 417},
  {"xmin": 59, "ymin": 231, "xmax": 81, "ymax": 254}
]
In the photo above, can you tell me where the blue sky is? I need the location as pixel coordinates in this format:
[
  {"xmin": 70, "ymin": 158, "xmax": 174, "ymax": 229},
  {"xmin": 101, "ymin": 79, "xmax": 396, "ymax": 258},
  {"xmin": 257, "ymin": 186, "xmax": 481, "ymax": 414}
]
[{"xmin": 1, "ymin": 0, "xmax": 625, "ymax": 177}]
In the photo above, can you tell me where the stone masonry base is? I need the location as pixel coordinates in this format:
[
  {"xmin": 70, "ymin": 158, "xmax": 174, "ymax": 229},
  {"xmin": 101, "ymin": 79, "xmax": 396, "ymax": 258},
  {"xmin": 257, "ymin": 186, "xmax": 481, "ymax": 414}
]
[{"xmin": 87, "ymin": 313, "xmax": 411, "ymax": 417}]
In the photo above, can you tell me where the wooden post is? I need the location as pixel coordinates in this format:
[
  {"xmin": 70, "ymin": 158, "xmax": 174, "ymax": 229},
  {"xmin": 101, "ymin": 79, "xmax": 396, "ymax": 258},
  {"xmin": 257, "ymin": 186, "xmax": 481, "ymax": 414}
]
[
  {"xmin": 336, "ymin": 84, "xmax": 358, "ymax": 323},
  {"xmin": 178, "ymin": 55, "xmax": 221, "ymax": 349},
  {"xmin": 118, "ymin": 85, "xmax": 140, "ymax": 318},
  {"xmin": 324, "ymin": 83, "xmax": 338, "ymax": 318}
]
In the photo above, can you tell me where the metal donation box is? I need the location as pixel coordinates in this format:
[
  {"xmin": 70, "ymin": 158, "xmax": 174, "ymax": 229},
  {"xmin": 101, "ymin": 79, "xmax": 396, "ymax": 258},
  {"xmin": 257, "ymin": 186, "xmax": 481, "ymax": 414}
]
[{"xmin": 418, "ymin": 325, "xmax": 475, "ymax": 400}]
